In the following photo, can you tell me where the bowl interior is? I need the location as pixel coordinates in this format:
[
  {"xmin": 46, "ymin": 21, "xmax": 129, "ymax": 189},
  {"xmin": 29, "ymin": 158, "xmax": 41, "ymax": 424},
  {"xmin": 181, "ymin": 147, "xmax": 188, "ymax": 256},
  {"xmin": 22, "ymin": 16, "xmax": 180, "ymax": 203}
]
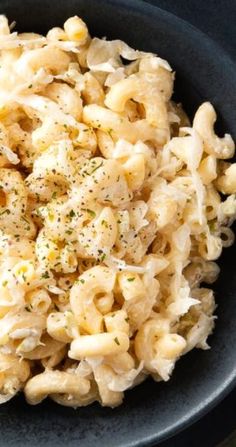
[{"xmin": 0, "ymin": 1, "xmax": 236, "ymax": 446}]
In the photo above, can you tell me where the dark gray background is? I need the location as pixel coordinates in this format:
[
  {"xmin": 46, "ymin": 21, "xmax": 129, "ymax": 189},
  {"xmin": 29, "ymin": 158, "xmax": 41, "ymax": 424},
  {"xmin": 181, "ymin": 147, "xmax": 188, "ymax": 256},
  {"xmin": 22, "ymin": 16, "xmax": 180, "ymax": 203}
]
[
  {"xmin": 144, "ymin": 1, "xmax": 236, "ymax": 446},
  {"xmin": 145, "ymin": 0, "xmax": 236, "ymax": 59}
]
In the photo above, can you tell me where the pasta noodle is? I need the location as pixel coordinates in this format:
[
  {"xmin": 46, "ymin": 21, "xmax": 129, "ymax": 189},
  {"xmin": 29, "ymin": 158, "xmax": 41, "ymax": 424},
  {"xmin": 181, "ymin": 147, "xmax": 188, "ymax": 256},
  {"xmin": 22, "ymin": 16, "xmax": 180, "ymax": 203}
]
[{"xmin": 0, "ymin": 14, "xmax": 234, "ymax": 408}]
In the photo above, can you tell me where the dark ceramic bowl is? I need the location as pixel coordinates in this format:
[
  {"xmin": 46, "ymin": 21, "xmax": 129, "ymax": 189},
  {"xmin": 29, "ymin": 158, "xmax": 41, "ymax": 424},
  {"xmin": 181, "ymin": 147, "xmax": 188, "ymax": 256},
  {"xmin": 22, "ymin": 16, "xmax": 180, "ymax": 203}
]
[{"xmin": 0, "ymin": 0, "xmax": 236, "ymax": 446}]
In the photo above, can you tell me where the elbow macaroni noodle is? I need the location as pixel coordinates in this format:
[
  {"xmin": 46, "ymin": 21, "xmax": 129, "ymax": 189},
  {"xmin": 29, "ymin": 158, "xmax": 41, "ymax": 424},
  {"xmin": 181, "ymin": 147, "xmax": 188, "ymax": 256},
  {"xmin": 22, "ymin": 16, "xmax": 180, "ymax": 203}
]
[{"xmin": 0, "ymin": 14, "xmax": 234, "ymax": 407}]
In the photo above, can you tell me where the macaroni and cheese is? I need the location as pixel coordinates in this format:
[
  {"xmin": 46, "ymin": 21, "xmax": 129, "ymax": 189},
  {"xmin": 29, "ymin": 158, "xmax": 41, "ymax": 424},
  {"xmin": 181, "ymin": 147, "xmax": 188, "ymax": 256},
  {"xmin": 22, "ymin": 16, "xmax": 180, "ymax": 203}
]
[{"xmin": 0, "ymin": 15, "xmax": 234, "ymax": 408}]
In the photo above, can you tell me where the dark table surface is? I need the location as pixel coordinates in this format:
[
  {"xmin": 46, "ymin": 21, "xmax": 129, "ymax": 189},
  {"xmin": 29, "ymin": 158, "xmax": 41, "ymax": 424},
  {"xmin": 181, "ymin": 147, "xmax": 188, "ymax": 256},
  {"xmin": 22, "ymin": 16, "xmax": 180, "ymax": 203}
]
[{"xmin": 143, "ymin": 1, "xmax": 236, "ymax": 446}]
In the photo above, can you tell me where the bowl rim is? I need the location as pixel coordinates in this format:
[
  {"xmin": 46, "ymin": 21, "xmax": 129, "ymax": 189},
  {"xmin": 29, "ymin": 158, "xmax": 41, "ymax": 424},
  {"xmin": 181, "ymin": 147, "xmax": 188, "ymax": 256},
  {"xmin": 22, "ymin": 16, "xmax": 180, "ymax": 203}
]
[
  {"xmin": 103, "ymin": 1, "xmax": 236, "ymax": 445},
  {"xmin": 0, "ymin": 1, "xmax": 235, "ymax": 446}
]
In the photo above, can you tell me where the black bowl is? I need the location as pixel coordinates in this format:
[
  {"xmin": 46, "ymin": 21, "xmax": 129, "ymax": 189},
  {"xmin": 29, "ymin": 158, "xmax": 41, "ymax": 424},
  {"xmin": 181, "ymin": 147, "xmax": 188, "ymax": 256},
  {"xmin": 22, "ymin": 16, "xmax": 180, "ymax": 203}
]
[{"xmin": 1, "ymin": 1, "xmax": 236, "ymax": 446}]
